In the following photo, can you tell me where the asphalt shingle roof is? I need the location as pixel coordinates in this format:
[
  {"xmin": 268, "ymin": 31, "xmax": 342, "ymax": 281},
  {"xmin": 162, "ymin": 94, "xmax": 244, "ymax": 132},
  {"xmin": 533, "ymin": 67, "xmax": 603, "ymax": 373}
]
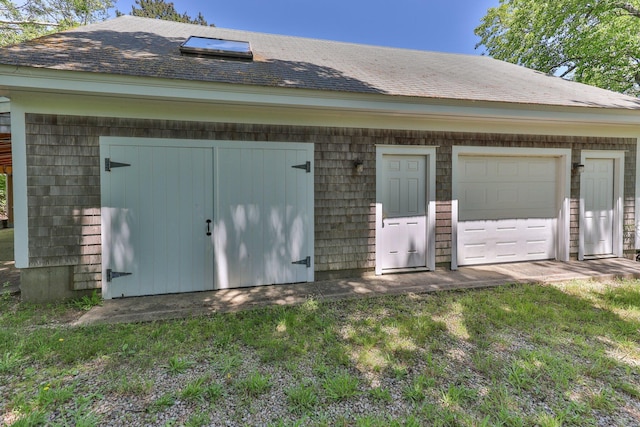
[{"xmin": 1, "ymin": 15, "xmax": 639, "ymax": 109}]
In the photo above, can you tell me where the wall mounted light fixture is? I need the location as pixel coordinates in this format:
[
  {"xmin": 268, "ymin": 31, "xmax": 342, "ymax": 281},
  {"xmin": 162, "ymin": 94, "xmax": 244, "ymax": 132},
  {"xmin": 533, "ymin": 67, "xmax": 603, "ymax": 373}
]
[
  {"xmin": 572, "ymin": 162, "xmax": 585, "ymax": 174},
  {"xmin": 353, "ymin": 160, "xmax": 364, "ymax": 173}
]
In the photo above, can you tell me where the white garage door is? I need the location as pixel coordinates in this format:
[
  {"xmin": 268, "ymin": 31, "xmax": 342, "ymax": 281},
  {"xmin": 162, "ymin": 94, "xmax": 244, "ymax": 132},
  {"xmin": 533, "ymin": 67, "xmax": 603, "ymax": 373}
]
[
  {"xmin": 101, "ymin": 139, "xmax": 313, "ymax": 299},
  {"xmin": 457, "ymin": 155, "xmax": 558, "ymax": 266}
]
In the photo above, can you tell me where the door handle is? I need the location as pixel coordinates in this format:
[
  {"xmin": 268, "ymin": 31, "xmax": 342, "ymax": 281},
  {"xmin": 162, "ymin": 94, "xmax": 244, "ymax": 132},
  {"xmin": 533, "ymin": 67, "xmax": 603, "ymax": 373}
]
[{"xmin": 206, "ymin": 219, "xmax": 212, "ymax": 236}]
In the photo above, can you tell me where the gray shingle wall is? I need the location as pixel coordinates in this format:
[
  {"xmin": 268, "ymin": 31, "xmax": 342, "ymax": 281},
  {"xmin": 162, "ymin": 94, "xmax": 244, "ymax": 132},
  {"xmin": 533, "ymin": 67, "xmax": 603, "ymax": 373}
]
[{"xmin": 24, "ymin": 114, "xmax": 637, "ymax": 290}]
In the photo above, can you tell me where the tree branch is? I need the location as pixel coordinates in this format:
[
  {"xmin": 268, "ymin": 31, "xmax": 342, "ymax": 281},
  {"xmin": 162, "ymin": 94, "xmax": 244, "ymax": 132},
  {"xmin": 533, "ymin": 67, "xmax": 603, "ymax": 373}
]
[{"xmin": 0, "ymin": 19, "xmax": 60, "ymax": 27}]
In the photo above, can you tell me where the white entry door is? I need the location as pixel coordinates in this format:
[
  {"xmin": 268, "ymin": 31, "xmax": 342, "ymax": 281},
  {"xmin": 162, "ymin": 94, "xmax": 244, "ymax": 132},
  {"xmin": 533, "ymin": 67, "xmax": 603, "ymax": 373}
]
[
  {"xmin": 102, "ymin": 144, "xmax": 214, "ymax": 299},
  {"xmin": 379, "ymin": 155, "xmax": 427, "ymax": 270},
  {"xmin": 583, "ymin": 158, "xmax": 614, "ymax": 256}
]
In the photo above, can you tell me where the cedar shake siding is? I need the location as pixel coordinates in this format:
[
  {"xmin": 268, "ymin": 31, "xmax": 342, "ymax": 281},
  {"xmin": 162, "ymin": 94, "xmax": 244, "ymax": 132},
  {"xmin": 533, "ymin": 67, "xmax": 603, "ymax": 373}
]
[{"xmin": 25, "ymin": 113, "xmax": 637, "ymax": 290}]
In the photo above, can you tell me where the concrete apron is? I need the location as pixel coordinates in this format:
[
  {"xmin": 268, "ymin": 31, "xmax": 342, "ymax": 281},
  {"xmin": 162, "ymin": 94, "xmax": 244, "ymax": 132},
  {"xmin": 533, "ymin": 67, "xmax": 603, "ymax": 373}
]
[{"xmin": 75, "ymin": 258, "xmax": 640, "ymax": 326}]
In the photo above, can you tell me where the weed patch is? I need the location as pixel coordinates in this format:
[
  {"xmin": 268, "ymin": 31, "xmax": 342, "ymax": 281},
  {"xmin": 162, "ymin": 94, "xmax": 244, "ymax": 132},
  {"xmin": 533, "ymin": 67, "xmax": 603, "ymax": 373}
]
[{"xmin": 322, "ymin": 371, "xmax": 360, "ymax": 401}]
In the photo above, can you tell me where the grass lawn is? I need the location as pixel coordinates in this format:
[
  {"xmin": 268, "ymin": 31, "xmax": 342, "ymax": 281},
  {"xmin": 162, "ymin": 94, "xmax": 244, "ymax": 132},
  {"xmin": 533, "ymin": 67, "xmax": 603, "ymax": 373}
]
[{"xmin": 1, "ymin": 279, "xmax": 639, "ymax": 426}]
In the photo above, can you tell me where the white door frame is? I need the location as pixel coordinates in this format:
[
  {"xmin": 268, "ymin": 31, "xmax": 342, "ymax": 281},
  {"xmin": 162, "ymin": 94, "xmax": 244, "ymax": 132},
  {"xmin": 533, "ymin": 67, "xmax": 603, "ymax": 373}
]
[
  {"xmin": 451, "ymin": 146, "xmax": 571, "ymax": 270},
  {"xmin": 579, "ymin": 150, "xmax": 625, "ymax": 260},
  {"xmin": 375, "ymin": 145, "xmax": 436, "ymax": 275}
]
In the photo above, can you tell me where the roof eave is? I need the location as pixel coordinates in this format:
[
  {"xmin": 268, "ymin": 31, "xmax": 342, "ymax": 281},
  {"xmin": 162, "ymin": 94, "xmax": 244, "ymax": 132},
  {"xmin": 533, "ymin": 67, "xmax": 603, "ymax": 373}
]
[{"xmin": 1, "ymin": 66, "xmax": 640, "ymax": 128}]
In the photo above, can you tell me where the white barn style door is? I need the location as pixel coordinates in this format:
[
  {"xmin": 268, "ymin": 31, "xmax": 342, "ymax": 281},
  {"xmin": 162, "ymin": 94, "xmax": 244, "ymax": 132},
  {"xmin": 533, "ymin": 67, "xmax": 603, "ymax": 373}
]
[
  {"xmin": 101, "ymin": 138, "xmax": 314, "ymax": 299},
  {"xmin": 101, "ymin": 144, "xmax": 214, "ymax": 299},
  {"xmin": 214, "ymin": 146, "xmax": 313, "ymax": 289}
]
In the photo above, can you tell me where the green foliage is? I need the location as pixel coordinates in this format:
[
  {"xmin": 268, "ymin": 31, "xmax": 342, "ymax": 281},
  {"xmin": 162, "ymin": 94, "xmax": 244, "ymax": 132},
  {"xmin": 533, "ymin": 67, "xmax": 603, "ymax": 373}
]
[
  {"xmin": 588, "ymin": 387, "xmax": 618, "ymax": 412},
  {"xmin": 322, "ymin": 371, "xmax": 360, "ymax": 401},
  {"xmin": 368, "ymin": 386, "xmax": 392, "ymax": 402},
  {"xmin": 180, "ymin": 377, "xmax": 207, "ymax": 402},
  {"xmin": 0, "ymin": 351, "xmax": 22, "ymax": 372},
  {"xmin": 205, "ymin": 381, "xmax": 224, "ymax": 400},
  {"xmin": 237, "ymin": 371, "xmax": 272, "ymax": 397},
  {"xmin": 36, "ymin": 382, "xmax": 75, "ymax": 409},
  {"xmin": 115, "ymin": 373, "xmax": 153, "ymax": 395},
  {"xmin": 441, "ymin": 384, "xmax": 478, "ymax": 406},
  {"xmin": 286, "ymin": 382, "xmax": 318, "ymax": 414},
  {"xmin": 68, "ymin": 290, "xmax": 102, "ymax": 311},
  {"xmin": 166, "ymin": 356, "xmax": 194, "ymax": 374},
  {"xmin": 615, "ymin": 381, "xmax": 640, "ymax": 398},
  {"xmin": 148, "ymin": 393, "xmax": 175, "ymax": 412},
  {"xmin": 117, "ymin": 0, "xmax": 212, "ymax": 26},
  {"xmin": 475, "ymin": 0, "xmax": 640, "ymax": 95},
  {"xmin": 0, "ymin": 0, "xmax": 114, "ymax": 46},
  {"xmin": 11, "ymin": 410, "xmax": 47, "ymax": 427},
  {"xmin": 402, "ymin": 374, "xmax": 433, "ymax": 402},
  {"xmin": 184, "ymin": 412, "xmax": 211, "ymax": 427}
]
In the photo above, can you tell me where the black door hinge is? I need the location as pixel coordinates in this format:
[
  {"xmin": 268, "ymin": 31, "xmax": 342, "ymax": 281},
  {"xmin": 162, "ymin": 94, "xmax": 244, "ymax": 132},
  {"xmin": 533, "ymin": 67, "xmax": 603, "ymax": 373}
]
[
  {"xmin": 106, "ymin": 269, "xmax": 132, "ymax": 282},
  {"xmin": 105, "ymin": 158, "xmax": 131, "ymax": 172},
  {"xmin": 292, "ymin": 256, "xmax": 311, "ymax": 268},
  {"xmin": 292, "ymin": 161, "xmax": 311, "ymax": 173}
]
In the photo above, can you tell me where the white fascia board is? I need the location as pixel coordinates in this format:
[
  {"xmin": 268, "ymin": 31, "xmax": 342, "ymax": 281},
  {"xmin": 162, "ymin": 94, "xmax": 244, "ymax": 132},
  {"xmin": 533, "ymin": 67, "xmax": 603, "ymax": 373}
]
[
  {"xmin": 2, "ymin": 66, "xmax": 640, "ymax": 129},
  {"xmin": 9, "ymin": 88, "xmax": 640, "ymax": 139}
]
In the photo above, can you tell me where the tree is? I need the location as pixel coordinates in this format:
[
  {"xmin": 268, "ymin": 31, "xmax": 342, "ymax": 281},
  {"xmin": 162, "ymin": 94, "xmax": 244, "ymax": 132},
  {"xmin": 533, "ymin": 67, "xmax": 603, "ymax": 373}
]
[
  {"xmin": 475, "ymin": 0, "xmax": 640, "ymax": 96},
  {"xmin": 117, "ymin": 0, "xmax": 212, "ymax": 26},
  {"xmin": 0, "ymin": 0, "xmax": 114, "ymax": 46}
]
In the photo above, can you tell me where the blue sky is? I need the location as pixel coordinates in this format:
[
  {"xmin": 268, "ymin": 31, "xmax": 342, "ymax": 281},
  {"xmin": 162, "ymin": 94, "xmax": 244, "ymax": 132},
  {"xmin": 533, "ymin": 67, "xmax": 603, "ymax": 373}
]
[{"xmin": 112, "ymin": 0, "xmax": 500, "ymax": 55}]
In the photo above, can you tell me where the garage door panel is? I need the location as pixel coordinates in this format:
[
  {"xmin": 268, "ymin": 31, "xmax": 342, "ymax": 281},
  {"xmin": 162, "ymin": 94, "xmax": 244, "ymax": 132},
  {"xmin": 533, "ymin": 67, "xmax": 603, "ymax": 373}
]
[
  {"xmin": 457, "ymin": 154, "xmax": 559, "ymax": 267},
  {"xmin": 459, "ymin": 218, "xmax": 556, "ymax": 265}
]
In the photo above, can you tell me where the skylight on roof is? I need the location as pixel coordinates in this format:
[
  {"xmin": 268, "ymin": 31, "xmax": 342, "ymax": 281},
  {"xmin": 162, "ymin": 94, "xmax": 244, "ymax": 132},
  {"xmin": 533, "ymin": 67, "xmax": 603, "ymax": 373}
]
[{"xmin": 180, "ymin": 36, "xmax": 253, "ymax": 60}]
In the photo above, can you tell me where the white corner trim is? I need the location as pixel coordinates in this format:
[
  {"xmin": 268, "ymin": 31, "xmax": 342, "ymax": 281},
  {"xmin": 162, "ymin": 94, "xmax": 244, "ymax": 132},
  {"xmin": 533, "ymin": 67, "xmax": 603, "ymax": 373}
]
[{"xmin": 11, "ymin": 106, "xmax": 27, "ymax": 267}]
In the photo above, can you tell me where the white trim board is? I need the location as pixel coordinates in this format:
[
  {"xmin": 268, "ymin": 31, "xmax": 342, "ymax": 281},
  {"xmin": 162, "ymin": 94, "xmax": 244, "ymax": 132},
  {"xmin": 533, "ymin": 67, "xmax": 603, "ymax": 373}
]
[
  {"xmin": 11, "ymin": 107, "xmax": 27, "ymax": 268},
  {"xmin": 7, "ymin": 90, "xmax": 640, "ymax": 138}
]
